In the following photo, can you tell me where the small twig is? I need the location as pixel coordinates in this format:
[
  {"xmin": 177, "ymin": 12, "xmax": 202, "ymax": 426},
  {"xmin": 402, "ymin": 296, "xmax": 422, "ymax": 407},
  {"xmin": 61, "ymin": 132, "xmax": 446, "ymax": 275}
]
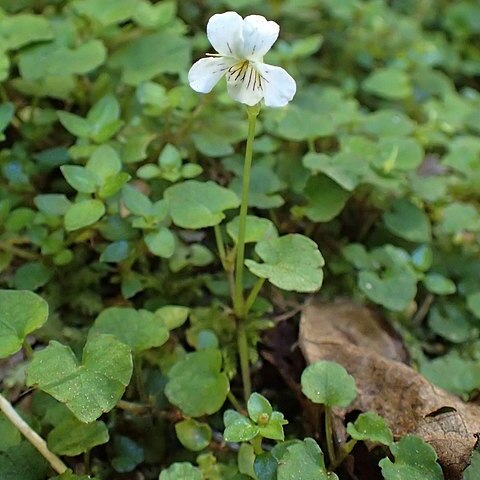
[
  {"xmin": 0, "ymin": 393, "xmax": 68, "ymax": 474},
  {"xmin": 412, "ymin": 293, "xmax": 434, "ymax": 326}
]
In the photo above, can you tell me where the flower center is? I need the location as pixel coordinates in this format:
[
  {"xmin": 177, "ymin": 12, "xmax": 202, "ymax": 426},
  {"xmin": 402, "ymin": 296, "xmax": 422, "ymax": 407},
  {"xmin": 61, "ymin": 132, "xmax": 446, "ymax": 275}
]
[{"xmin": 226, "ymin": 60, "xmax": 264, "ymax": 91}]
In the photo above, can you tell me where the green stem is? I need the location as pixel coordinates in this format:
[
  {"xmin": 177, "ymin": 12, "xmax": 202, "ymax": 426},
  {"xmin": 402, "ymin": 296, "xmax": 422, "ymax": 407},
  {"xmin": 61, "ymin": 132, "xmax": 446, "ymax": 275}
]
[
  {"xmin": 325, "ymin": 406, "xmax": 336, "ymax": 466},
  {"xmin": 0, "ymin": 393, "xmax": 68, "ymax": 474},
  {"xmin": 134, "ymin": 355, "xmax": 148, "ymax": 404},
  {"xmin": 251, "ymin": 435, "xmax": 263, "ymax": 455},
  {"xmin": 329, "ymin": 438, "xmax": 357, "ymax": 471},
  {"xmin": 214, "ymin": 224, "xmax": 227, "ymax": 270},
  {"xmin": 227, "ymin": 391, "xmax": 244, "ymax": 413},
  {"xmin": 237, "ymin": 320, "xmax": 251, "ymax": 403},
  {"xmin": 243, "ymin": 278, "xmax": 266, "ymax": 317},
  {"xmin": 23, "ymin": 340, "xmax": 34, "ymax": 360},
  {"xmin": 233, "ymin": 106, "xmax": 259, "ymax": 317}
]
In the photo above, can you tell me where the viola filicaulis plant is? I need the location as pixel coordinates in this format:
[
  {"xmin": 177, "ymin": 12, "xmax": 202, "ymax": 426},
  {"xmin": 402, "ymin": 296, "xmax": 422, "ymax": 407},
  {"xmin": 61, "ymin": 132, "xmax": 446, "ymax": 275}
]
[{"xmin": 188, "ymin": 11, "xmax": 296, "ymax": 107}]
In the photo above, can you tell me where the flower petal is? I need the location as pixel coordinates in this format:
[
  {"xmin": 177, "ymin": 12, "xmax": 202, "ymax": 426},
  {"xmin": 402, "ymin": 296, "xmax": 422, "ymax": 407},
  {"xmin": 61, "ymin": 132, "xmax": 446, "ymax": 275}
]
[
  {"xmin": 188, "ymin": 57, "xmax": 235, "ymax": 93},
  {"xmin": 207, "ymin": 11, "xmax": 244, "ymax": 57},
  {"xmin": 226, "ymin": 62, "xmax": 265, "ymax": 106},
  {"xmin": 242, "ymin": 15, "xmax": 279, "ymax": 60},
  {"xmin": 254, "ymin": 62, "xmax": 296, "ymax": 107}
]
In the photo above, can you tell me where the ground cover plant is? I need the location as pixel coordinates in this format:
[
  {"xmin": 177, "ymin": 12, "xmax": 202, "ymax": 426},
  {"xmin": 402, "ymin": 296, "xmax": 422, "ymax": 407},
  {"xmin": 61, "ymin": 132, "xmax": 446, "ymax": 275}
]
[{"xmin": 0, "ymin": 0, "xmax": 480, "ymax": 479}]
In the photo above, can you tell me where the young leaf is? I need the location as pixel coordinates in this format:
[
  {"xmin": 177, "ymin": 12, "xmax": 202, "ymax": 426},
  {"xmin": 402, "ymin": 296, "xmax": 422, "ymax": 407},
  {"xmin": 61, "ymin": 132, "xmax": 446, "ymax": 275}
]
[
  {"xmin": 0, "ymin": 289, "xmax": 48, "ymax": 358},
  {"xmin": 165, "ymin": 349, "xmax": 229, "ymax": 417},
  {"xmin": 165, "ymin": 180, "xmax": 240, "ymax": 229},
  {"xmin": 159, "ymin": 462, "xmax": 203, "ymax": 480},
  {"xmin": 247, "ymin": 393, "xmax": 273, "ymax": 424},
  {"xmin": 277, "ymin": 438, "xmax": 338, "ymax": 480},
  {"xmin": 26, "ymin": 334, "xmax": 133, "ymax": 423},
  {"xmin": 347, "ymin": 412, "xmax": 393, "ymax": 445},
  {"xmin": 245, "ymin": 234, "xmax": 324, "ymax": 292},
  {"xmin": 145, "ymin": 227, "xmax": 175, "ymax": 258},
  {"xmin": 61, "ymin": 165, "xmax": 99, "ymax": 193},
  {"xmin": 227, "ymin": 215, "xmax": 278, "ymax": 244},
  {"xmin": 301, "ymin": 360, "xmax": 356, "ymax": 407},
  {"xmin": 90, "ymin": 307, "xmax": 169, "ymax": 354},
  {"xmin": 223, "ymin": 410, "xmax": 259, "ymax": 442},
  {"xmin": 175, "ymin": 419, "xmax": 212, "ymax": 451},
  {"xmin": 379, "ymin": 435, "xmax": 444, "ymax": 480},
  {"xmin": 64, "ymin": 199, "xmax": 106, "ymax": 232}
]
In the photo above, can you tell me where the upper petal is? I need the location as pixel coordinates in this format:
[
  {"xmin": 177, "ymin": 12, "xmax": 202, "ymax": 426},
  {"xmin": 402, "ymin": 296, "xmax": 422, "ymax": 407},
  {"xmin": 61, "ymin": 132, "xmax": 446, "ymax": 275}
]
[
  {"xmin": 188, "ymin": 57, "xmax": 235, "ymax": 94},
  {"xmin": 242, "ymin": 15, "xmax": 279, "ymax": 60},
  {"xmin": 254, "ymin": 62, "xmax": 296, "ymax": 107},
  {"xmin": 207, "ymin": 12, "xmax": 244, "ymax": 57}
]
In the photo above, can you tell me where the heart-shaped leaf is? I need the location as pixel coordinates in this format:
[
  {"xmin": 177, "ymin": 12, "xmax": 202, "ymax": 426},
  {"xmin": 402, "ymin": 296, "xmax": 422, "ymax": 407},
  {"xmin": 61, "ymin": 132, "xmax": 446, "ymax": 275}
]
[
  {"xmin": 0, "ymin": 289, "xmax": 48, "ymax": 358},
  {"xmin": 26, "ymin": 334, "xmax": 133, "ymax": 423},
  {"xmin": 90, "ymin": 307, "xmax": 169, "ymax": 354},
  {"xmin": 165, "ymin": 180, "xmax": 240, "ymax": 229},
  {"xmin": 245, "ymin": 234, "xmax": 324, "ymax": 292},
  {"xmin": 347, "ymin": 412, "xmax": 393, "ymax": 445},
  {"xmin": 383, "ymin": 199, "xmax": 431, "ymax": 243}
]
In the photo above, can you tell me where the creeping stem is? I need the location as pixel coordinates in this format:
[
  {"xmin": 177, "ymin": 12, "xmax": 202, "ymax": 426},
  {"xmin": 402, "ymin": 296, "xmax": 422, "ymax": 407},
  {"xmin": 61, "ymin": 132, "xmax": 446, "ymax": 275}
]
[
  {"xmin": 233, "ymin": 105, "xmax": 260, "ymax": 403},
  {"xmin": 0, "ymin": 393, "xmax": 68, "ymax": 474}
]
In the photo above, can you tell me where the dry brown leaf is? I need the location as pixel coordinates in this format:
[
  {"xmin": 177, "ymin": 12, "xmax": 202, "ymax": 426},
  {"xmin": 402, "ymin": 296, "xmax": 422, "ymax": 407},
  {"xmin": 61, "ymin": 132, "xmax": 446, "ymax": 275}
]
[{"xmin": 299, "ymin": 299, "xmax": 480, "ymax": 480}]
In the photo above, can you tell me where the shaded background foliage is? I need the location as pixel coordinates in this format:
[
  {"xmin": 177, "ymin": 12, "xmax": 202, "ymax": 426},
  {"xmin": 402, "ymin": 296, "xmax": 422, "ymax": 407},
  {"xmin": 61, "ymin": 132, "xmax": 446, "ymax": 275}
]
[{"xmin": 0, "ymin": 0, "xmax": 480, "ymax": 478}]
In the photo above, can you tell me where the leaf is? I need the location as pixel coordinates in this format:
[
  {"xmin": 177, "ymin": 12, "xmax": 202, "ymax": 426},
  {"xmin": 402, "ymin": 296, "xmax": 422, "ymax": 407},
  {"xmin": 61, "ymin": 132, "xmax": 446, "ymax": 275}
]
[
  {"xmin": 0, "ymin": 289, "xmax": 48, "ymax": 358},
  {"xmin": 90, "ymin": 307, "xmax": 169, "ymax": 354},
  {"xmin": 86, "ymin": 145, "xmax": 122, "ymax": 182},
  {"xmin": 383, "ymin": 199, "xmax": 432, "ymax": 243},
  {"xmin": 427, "ymin": 305, "xmax": 471, "ymax": 343},
  {"xmin": 254, "ymin": 452, "xmax": 278, "ymax": 480},
  {"xmin": 463, "ymin": 451, "xmax": 480, "ymax": 480},
  {"xmin": 346, "ymin": 412, "xmax": 393, "ymax": 445},
  {"xmin": 245, "ymin": 234, "xmax": 324, "ymax": 292},
  {"xmin": 111, "ymin": 436, "xmax": 144, "ymax": 473},
  {"xmin": 61, "ymin": 165, "xmax": 99, "ymax": 193},
  {"xmin": 145, "ymin": 227, "xmax": 175, "ymax": 258},
  {"xmin": 47, "ymin": 418, "xmax": 109, "ymax": 456},
  {"xmin": 12, "ymin": 262, "xmax": 53, "ymax": 291},
  {"xmin": 0, "ymin": 442, "xmax": 48, "ymax": 480},
  {"xmin": 303, "ymin": 175, "xmax": 350, "ymax": 222},
  {"xmin": 467, "ymin": 292, "xmax": 480, "ymax": 319},
  {"xmin": 100, "ymin": 240, "xmax": 130, "ymax": 263},
  {"xmin": 379, "ymin": 435, "xmax": 444, "ymax": 480},
  {"xmin": 0, "ymin": 14, "xmax": 53, "ymax": 51},
  {"xmin": 423, "ymin": 273, "xmax": 456, "ymax": 295},
  {"xmin": 175, "ymin": 419, "xmax": 212, "ymax": 451},
  {"xmin": 223, "ymin": 410, "xmax": 259, "ymax": 442},
  {"xmin": 363, "ymin": 68, "xmax": 412, "ymax": 100},
  {"xmin": 165, "ymin": 349, "xmax": 229, "ymax": 417},
  {"xmin": 0, "ymin": 413, "xmax": 21, "ymax": 452},
  {"xmin": 26, "ymin": 334, "xmax": 133, "ymax": 423},
  {"xmin": 121, "ymin": 184, "xmax": 152, "ymax": 216},
  {"xmin": 165, "ymin": 180, "xmax": 240, "ymax": 229},
  {"xmin": 277, "ymin": 438, "xmax": 338, "ymax": 480},
  {"xmin": 50, "ymin": 471, "xmax": 92, "ymax": 480},
  {"xmin": 0, "ymin": 103, "xmax": 14, "ymax": 134},
  {"xmin": 72, "ymin": 0, "xmax": 138, "ymax": 26},
  {"xmin": 64, "ymin": 199, "xmax": 106, "ymax": 232},
  {"xmin": 34, "ymin": 194, "xmax": 72, "ymax": 216},
  {"xmin": 109, "ymin": 31, "xmax": 191, "ymax": 86},
  {"xmin": 301, "ymin": 360, "xmax": 357, "ymax": 407},
  {"xmin": 155, "ymin": 306, "xmax": 190, "ymax": 331},
  {"xmin": 439, "ymin": 202, "xmax": 480, "ymax": 234},
  {"xmin": 248, "ymin": 393, "xmax": 273, "ymax": 424},
  {"xmin": 159, "ymin": 462, "xmax": 203, "ymax": 480},
  {"xmin": 227, "ymin": 215, "xmax": 278, "ymax": 244}
]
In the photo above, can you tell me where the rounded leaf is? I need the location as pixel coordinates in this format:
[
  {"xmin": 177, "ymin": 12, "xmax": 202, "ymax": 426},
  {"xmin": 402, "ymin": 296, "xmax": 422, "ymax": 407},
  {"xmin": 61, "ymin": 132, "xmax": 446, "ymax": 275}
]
[{"xmin": 175, "ymin": 419, "xmax": 211, "ymax": 451}]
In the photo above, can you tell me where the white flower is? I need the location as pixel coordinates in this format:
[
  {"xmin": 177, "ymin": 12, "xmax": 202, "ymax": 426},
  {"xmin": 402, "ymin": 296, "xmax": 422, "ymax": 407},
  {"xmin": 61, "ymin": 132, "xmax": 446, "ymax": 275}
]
[{"xmin": 188, "ymin": 12, "xmax": 296, "ymax": 108}]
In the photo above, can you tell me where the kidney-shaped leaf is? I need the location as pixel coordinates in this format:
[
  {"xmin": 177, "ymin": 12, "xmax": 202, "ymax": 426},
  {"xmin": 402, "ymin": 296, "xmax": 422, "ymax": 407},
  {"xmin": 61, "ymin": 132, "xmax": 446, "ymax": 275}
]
[
  {"xmin": 245, "ymin": 234, "xmax": 324, "ymax": 292},
  {"xmin": 0, "ymin": 289, "xmax": 48, "ymax": 358},
  {"xmin": 90, "ymin": 307, "xmax": 169, "ymax": 354},
  {"xmin": 301, "ymin": 360, "xmax": 356, "ymax": 407},
  {"xmin": 165, "ymin": 349, "xmax": 229, "ymax": 417},
  {"xmin": 26, "ymin": 334, "xmax": 133, "ymax": 423},
  {"xmin": 165, "ymin": 180, "xmax": 240, "ymax": 229}
]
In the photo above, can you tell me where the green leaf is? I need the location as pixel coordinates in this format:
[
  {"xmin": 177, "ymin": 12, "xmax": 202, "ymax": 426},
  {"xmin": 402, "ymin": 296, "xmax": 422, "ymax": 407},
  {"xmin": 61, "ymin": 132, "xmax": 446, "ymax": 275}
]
[
  {"xmin": 303, "ymin": 175, "xmax": 350, "ymax": 222},
  {"xmin": 57, "ymin": 112, "xmax": 91, "ymax": 138},
  {"xmin": 47, "ymin": 418, "xmax": 109, "ymax": 456},
  {"xmin": 363, "ymin": 68, "xmax": 412, "ymax": 100},
  {"xmin": 427, "ymin": 306, "xmax": 471, "ymax": 343},
  {"xmin": 122, "ymin": 184, "xmax": 152, "ymax": 217},
  {"xmin": 109, "ymin": 31, "xmax": 191, "ymax": 86},
  {"xmin": 383, "ymin": 199, "xmax": 432, "ymax": 243},
  {"xmin": 165, "ymin": 180, "xmax": 240, "ymax": 229},
  {"xmin": 223, "ymin": 410, "xmax": 259, "ymax": 442},
  {"xmin": 145, "ymin": 227, "xmax": 175, "ymax": 258},
  {"xmin": 90, "ymin": 307, "xmax": 169, "ymax": 354},
  {"xmin": 379, "ymin": 435, "xmax": 444, "ymax": 480},
  {"xmin": 50, "ymin": 471, "xmax": 92, "ymax": 480},
  {"xmin": 159, "ymin": 462, "xmax": 203, "ymax": 480},
  {"xmin": 439, "ymin": 202, "xmax": 480, "ymax": 234},
  {"xmin": 64, "ymin": 199, "xmax": 106, "ymax": 232},
  {"xmin": 72, "ymin": 0, "xmax": 138, "ymax": 26},
  {"xmin": 155, "ymin": 306, "xmax": 190, "ymax": 331},
  {"xmin": 301, "ymin": 360, "xmax": 356, "ymax": 407},
  {"xmin": 165, "ymin": 349, "xmax": 229, "ymax": 417},
  {"xmin": 245, "ymin": 234, "xmax": 324, "ymax": 292},
  {"xmin": 467, "ymin": 292, "xmax": 480, "ymax": 319},
  {"xmin": 0, "ymin": 442, "xmax": 48, "ymax": 480},
  {"xmin": 0, "ymin": 14, "xmax": 53, "ymax": 51},
  {"xmin": 111, "ymin": 436, "xmax": 144, "ymax": 473},
  {"xmin": 100, "ymin": 240, "xmax": 130, "ymax": 263},
  {"xmin": 61, "ymin": 165, "xmax": 99, "ymax": 193},
  {"xmin": 411, "ymin": 245, "xmax": 433, "ymax": 272},
  {"xmin": 363, "ymin": 110, "xmax": 414, "ymax": 137},
  {"xmin": 248, "ymin": 393, "xmax": 273, "ymax": 424},
  {"xmin": 175, "ymin": 419, "xmax": 212, "ymax": 451},
  {"xmin": 12, "ymin": 262, "xmax": 53, "ymax": 291},
  {"xmin": 34, "ymin": 194, "xmax": 72, "ymax": 216},
  {"xmin": 0, "ymin": 289, "xmax": 48, "ymax": 358},
  {"xmin": 277, "ymin": 438, "xmax": 338, "ymax": 480},
  {"xmin": 86, "ymin": 145, "xmax": 122, "ymax": 182},
  {"xmin": 463, "ymin": 451, "xmax": 480, "ymax": 480},
  {"xmin": 423, "ymin": 273, "xmax": 456, "ymax": 295},
  {"xmin": 258, "ymin": 411, "xmax": 287, "ymax": 441},
  {"xmin": 0, "ymin": 103, "xmax": 14, "ymax": 134},
  {"xmin": 346, "ymin": 412, "xmax": 393, "ymax": 445},
  {"xmin": 227, "ymin": 215, "xmax": 278, "ymax": 244},
  {"xmin": 0, "ymin": 413, "xmax": 21, "ymax": 452},
  {"xmin": 254, "ymin": 452, "xmax": 278, "ymax": 480},
  {"xmin": 26, "ymin": 334, "xmax": 133, "ymax": 423}
]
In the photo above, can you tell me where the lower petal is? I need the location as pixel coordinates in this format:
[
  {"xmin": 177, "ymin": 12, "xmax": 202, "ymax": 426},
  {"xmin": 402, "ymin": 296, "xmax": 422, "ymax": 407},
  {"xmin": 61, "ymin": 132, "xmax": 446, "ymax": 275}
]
[
  {"xmin": 225, "ymin": 62, "xmax": 265, "ymax": 106},
  {"xmin": 254, "ymin": 63, "xmax": 296, "ymax": 107},
  {"xmin": 188, "ymin": 57, "xmax": 234, "ymax": 94}
]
